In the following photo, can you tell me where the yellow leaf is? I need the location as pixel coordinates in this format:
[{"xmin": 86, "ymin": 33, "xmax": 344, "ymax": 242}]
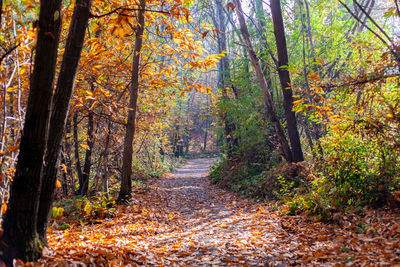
[
  {"xmin": 57, "ymin": 207, "xmax": 64, "ymax": 217},
  {"xmin": 51, "ymin": 206, "xmax": 58, "ymax": 218},
  {"xmin": 84, "ymin": 201, "xmax": 92, "ymax": 216},
  {"xmin": 80, "ymin": 144, "xmax": 89, "ymax": 150},
  {"xmin": 61, "ymin": 164, "xmax": 67, "ymax": 173},
  {"xmin": 56, "ymin": 180, "xmax": 62, "ymax": 188}
]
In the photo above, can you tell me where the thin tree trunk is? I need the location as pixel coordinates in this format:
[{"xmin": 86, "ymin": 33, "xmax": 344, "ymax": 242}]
[
  {"xmin": 0, "ymin": 0, "xmax": 62, "ymax": 263},
  {"xmin": 270, "ymin": 0, "xmax": 304, "ymax": 162},
  {"xmin": 36, "ymin": 0, "xmax": 92, "ymax": 243},
  {"xmin": 234, "ymin": 0, "xmax": 293, "ymax": 162},
  {"xmin": 80, "ymin": 109, "xmax": 94, "ymax": 195},
  {"xmin": 117, "ymin": 0, "xmax": 146, "ymax": 204},
  {"xmin": 73, "ymin": 113, "xmax": 84, "ymax": 187},
  {"xmin": 0, "ymin": 0, "xmax": 3, "ymax": 27},
  {"xmin": 253, "ymin": 0, "xmax": 275, "ymax": 101},
  {"xmin": 60, "ymin": 152, "xmax": 69, "ymax": 196},
  {"xmin": 102, "ymin": 122, "xmax": 111, "ymax": 196},
  {"xmin": 215, "ymin": 0, "xmax": 237, "ymax": 158}
]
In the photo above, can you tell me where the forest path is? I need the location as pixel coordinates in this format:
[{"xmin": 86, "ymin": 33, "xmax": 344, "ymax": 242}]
[
  {"xmin": 39, "ymin": 158, "xmax": 399, "ymax": 266},
  {"xmin": 142, "ymin": 158, "xmax": 280, "ymax": 265}
]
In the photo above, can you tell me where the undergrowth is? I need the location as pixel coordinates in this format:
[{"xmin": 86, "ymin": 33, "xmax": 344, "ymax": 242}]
[{"xmin": 51, "ymin": 155, "xmax": 184, "ymax": 229}]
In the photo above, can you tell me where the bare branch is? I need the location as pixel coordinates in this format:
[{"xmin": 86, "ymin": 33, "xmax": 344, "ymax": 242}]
[{"xmin": 0, "ymin": 43, "xmax": 19, "ymax": 67}]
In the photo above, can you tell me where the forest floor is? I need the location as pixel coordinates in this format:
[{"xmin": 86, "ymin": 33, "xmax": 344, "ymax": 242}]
[{"xmin": 35, "ymin": 158, "xmax": 400, "ymax": 266}]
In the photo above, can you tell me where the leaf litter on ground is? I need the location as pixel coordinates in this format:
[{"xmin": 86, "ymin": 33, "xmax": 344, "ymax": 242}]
[{"xmin": 31, "ymin": 158, "xmax": 400, "ymax": 266}]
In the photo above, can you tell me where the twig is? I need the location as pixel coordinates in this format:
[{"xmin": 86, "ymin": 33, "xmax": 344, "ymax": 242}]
[{"xmin": 0, "ymin": 43, "xmax": 19, "ymax": 66}]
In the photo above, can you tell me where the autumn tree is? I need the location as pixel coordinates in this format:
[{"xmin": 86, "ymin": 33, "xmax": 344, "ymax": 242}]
[
  {"xmin": 270, "ymin": 0, "xmax": 304, "ymax": 162},
  {"xmin": 37, "ymin": 0, "xmax": 93, "ymax": 242},
  {"xmin": 118, "ymin": 0, "xmax": 146, "ymax": 204}
]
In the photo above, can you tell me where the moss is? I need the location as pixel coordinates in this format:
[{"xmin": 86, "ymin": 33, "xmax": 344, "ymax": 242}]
[{"xmin": 19, "ymin": 237, "xmax": 44, "ymax": 262}]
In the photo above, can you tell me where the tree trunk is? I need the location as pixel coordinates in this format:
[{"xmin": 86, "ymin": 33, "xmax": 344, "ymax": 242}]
[
  {"xmin": 215, "ymin": 0, "xmax": 237, "ymax": 158},
  {"xmin": 234, "ymin": 0, "xmax": 293, "ymax": 162},
  {"xmin": 0, "ymin": 0, "xmax": 3, "ymax": 26},
  {"xmin": 102, "ymin": 122, "xmax": 111, "ymax": 196},
  {"xmin": 80, "ymin": 109, "xmax": 94, "ymax": 195},
  {"xmin": 36, "ymin": 0, "xmax": 92, "ymax": 243},
  {"xmin": 73, "ymin": 113, "xmax": 84, "ymax": 188},
  {"xmin": 117, "ymin": 0, "xmax": 146, "ymax": 204},
  {"xmin": 270, "ymin": 0, "xmax": 304, "ymax": 162},
  {"xmin": 60, "ymin": 152, "xmax": 69, "ymax": 196},
  {"xmin": 253, "ymin": 0, "xmax": 275, "ymax": 104},
  {"xmin": 0, "ymin": 0, "xmax": 62, "ymax": 263}
]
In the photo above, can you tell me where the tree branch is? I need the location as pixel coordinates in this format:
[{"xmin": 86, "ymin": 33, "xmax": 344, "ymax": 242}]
[
  {"xmin": 338, "ymin": 0, "xmax": 390, "ymax": 48},
  {"xmin": 353, "ymin": 0, "xmax": 392, "ymax": 42},
  {"xmin": 0, "ymin": 43, "xmax": 19, "ymax": 67},
  {"xmin": 89, "ymin": 7, "xmax": 170, "ymax": 19}
]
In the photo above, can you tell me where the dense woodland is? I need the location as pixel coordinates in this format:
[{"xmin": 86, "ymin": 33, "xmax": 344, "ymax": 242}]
[{"xmin": 0, "ymin": 0, "xmax": 399, "ymax": 265}]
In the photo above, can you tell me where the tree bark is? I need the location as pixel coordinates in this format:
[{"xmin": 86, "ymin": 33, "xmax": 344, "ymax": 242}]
[
  {"xmin": 117, "ymin": 0, "xmax": 146, "ymax": 204},
  {"xmin": 60, "ymin": 152, "xmax": 69, "ymax": 196},
  {"xmin": 79, "ymin": 109, "xmax": 94, "ymax": 195},
  {"xmin": 0, "ymin": 0, "xmax": 62, "ymax": 263},
  {"xmin": 36, "ymin": 0, "xmax": 92, "ymax": 243},
  {"xmin": 73, "ymin": 113, "xmax": 84, "ymax": 187},
  {"xmin": 102, "ymin": 122, "xmax": 112, "ymax": 196},
  {"xmin": 234, "ymin": 0, "xmax": 293, "ymax": 162},
  {"xmin": 270, "ymin": 0, "xmax": 304, "ymax": 162}
]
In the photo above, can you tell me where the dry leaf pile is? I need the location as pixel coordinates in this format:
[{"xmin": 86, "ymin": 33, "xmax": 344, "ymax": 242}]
[{"xmin": 33, "ymin": 158, "xmax": 400, "ymax": 266}]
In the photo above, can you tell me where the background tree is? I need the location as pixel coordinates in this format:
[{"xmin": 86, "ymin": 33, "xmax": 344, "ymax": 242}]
[
  {"xmin": 270, "ymin": 0, "xmax": 304, "ymax": 162},
  {"xmin": 118, "ymin": 0, "xmax": 146, "ymax": 204}
]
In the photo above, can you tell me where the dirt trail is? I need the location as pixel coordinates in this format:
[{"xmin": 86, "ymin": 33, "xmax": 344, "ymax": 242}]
[
  {"xmin": 145, "ymin": 158, "xmax": 280, "ymax": 265},
  {"xmin": 39, "ymin": 158, "xmax": 400, "ymax": 266}
]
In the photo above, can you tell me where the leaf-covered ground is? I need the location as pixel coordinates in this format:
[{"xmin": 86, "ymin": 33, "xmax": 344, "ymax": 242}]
[{"xmin": 34, "ymin": 159, "xmax": 400, "ymax": 266}]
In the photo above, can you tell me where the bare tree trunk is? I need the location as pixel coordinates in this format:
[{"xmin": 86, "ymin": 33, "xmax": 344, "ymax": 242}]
[
  {"xmin": 37, "ymin": 0, "xmax": 92, "ymax": 243},
  {"xmin": 234, "ymin": 0, "xmax": 293, "ymax": 162},
  {"xmin": 253, "ymin": 0, "xmax": 275, "ymax": 102},
  {"xmin": 270, "ymin": 0, "xmax": 304, "ymax": 162},
  {"xmin": 80, "ymin": 109, "xmax": 94, "ymax": 195},
  {"xmin": 102, "ymin": 122, "xmax": 111, "ymax": 196},
  {"xmin": 215, "ymin": 0, "xmax": 238, "ymax": 158},
  {"xmin": 60, "ymin": 152, "xmax": 69, "ymax": 196},
  {"xmin": 117, "ymin": 0, "xmax": 146, "ymax": 204},
  {"xmin": 73, "ymin": 113, "xmax": 84, "ymax": 187},
  {"xmin": 0, "ymin": 0, "xmax": 62, "ymax": 263}
]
